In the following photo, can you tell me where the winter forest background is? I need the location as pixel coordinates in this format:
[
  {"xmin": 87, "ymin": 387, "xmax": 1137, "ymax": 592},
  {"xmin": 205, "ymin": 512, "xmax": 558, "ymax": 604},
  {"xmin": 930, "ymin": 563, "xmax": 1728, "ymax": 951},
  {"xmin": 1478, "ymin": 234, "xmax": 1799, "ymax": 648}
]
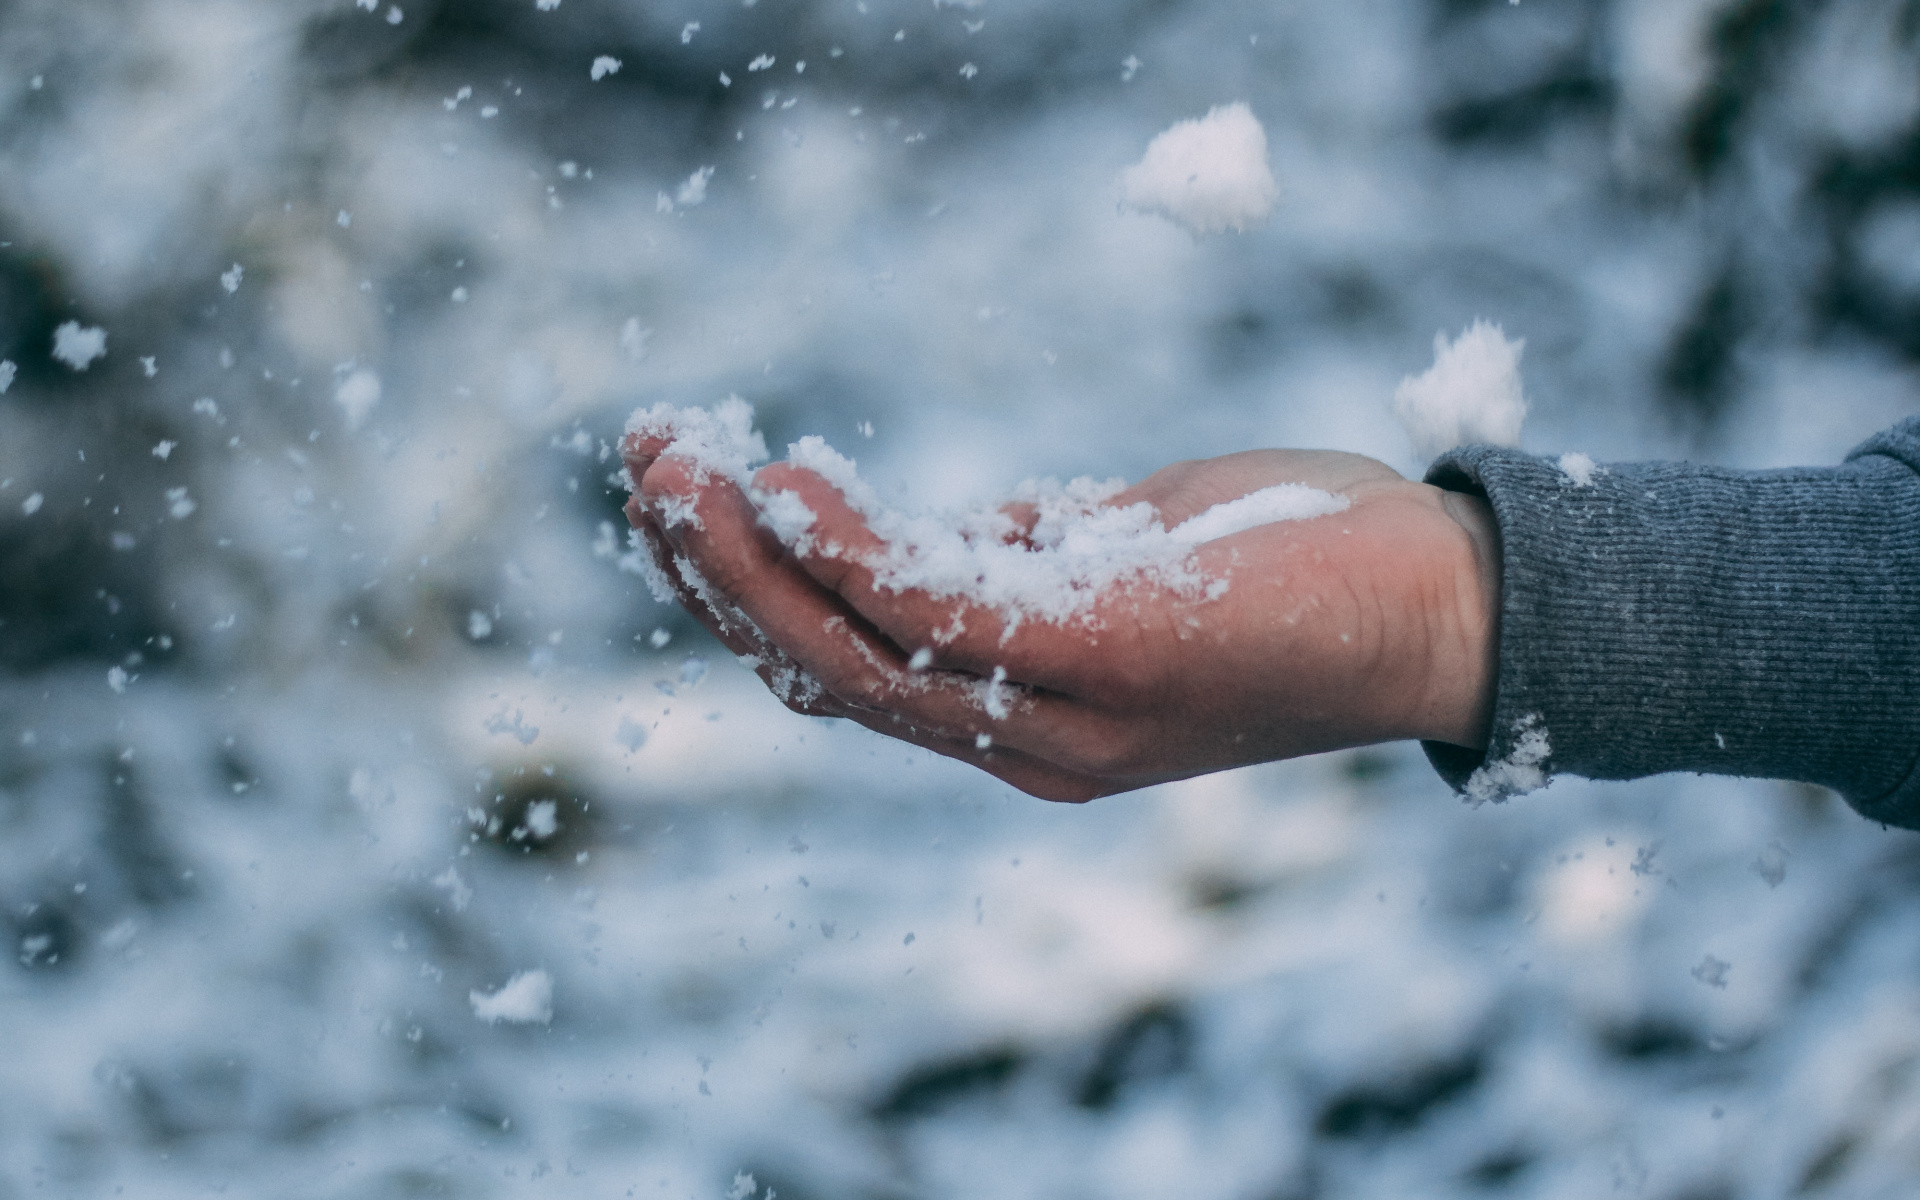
[{"xmin": 4, "ymin": 0, "xmax": 1920, "ymax": 1197}]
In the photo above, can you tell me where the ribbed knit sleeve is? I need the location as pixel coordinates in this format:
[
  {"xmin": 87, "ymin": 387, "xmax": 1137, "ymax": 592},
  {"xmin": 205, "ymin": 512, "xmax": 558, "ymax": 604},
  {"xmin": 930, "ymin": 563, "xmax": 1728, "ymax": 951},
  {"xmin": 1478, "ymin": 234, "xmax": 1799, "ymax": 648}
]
[{"xmin": 1420, "ymin": 418, "xmax": 1920, "ymax": 829}]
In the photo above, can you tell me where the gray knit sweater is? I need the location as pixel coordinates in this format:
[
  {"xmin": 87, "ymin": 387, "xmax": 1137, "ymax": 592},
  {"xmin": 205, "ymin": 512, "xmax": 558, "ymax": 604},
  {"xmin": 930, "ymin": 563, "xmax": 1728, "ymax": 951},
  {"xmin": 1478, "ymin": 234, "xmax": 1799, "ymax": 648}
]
[{"xmin": 1421, "ymin": 417, "xmax": 1920, "ymax": 829}]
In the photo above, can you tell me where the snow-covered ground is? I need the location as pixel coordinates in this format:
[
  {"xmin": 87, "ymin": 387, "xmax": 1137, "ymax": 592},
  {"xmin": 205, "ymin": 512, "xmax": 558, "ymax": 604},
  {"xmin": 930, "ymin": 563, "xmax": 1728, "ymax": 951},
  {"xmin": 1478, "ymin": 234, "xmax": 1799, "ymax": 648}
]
[{"xmin": 3, "ymin": 1, "xmax": 1920, "ymax": 1197}]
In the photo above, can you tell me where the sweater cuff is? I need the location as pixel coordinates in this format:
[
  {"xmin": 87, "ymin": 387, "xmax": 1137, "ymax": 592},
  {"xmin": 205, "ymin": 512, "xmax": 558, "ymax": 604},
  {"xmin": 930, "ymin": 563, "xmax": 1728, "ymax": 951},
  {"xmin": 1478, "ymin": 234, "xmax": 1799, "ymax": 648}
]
[{"xmin": 1418, "ymin": 424, "xmax": 1920, "ymax": 829}]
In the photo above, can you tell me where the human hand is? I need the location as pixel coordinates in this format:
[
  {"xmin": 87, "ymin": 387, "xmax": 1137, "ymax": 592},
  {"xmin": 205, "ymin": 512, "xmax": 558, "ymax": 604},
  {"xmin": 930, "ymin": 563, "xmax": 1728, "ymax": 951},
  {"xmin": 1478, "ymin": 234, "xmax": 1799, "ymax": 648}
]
[{"xmin": 622, "ymin": 435, "xmax": 1500, "ymax": 802}]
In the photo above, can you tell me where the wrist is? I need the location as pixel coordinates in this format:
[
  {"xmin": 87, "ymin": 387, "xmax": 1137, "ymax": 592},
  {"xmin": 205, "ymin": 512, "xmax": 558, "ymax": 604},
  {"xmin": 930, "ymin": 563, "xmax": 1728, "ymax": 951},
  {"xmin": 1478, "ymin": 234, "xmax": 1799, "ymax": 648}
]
[{"xmin": 1421, "ymin": 488, "xmax": 1502, "ymax": 750}]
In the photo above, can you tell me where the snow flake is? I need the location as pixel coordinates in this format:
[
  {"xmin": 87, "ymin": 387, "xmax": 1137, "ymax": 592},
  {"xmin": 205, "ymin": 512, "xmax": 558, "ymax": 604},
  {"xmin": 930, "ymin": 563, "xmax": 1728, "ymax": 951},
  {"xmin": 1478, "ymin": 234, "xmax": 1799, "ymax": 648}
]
[
  {"xmin": 590, "ymin": 56, "xmax": 622, "ymax": 81},
  {"xmin": 220, "ymin": 263, "xmax": 243, "ymax": 294},
  {"xmin": 0, "ymin": 360, "xmax": 15, "ymax": 393},
  {"xmin": 470, "ymin": 970, "xmax": 553, "ymax": 1024},
  {"xmin": 51, "ymin": 322, "xmax": 107, "ymax": 371}
]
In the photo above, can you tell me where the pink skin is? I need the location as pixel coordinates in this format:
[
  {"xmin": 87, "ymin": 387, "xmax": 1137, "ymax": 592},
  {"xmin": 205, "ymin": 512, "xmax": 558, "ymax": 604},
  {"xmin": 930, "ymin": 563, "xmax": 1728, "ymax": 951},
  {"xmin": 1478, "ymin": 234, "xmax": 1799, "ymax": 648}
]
[{"xmin": 623, "ymin": 432, "xmax": 1500, "ymax": 803}]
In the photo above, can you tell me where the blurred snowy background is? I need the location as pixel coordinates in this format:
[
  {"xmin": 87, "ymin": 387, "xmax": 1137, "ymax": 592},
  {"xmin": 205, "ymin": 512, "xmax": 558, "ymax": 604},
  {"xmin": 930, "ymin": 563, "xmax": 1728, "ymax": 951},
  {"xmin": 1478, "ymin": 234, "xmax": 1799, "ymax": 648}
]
[{"xmin": 3, "ymin": 0, "xmax": 1920, "ymax": 1197}]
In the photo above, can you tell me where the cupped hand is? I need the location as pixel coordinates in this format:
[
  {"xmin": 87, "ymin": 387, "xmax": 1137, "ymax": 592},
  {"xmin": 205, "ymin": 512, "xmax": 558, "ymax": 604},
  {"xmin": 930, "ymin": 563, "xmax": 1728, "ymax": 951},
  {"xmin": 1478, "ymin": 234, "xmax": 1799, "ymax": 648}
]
[{"xmin": 622, "ymin": 435, "xmax": 1500, "ymax": 802}]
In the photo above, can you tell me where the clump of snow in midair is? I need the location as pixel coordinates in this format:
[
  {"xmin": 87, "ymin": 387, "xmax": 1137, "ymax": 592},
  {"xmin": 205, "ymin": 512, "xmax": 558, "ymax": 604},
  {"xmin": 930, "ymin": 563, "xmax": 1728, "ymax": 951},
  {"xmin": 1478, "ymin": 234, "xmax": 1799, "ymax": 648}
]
[
  {"xmin": 0, "ymin": 360, "xmax": 15, "ymax": 393},
  {"xmin": 1392, "ymin": 320, "xmax": 1528, "ymax": 461},
  {"xmin": 1119, "ymin": 103, "xmax": 1279, "ymax": 236},
  {"xmin": 1464, "ymin": 714, "xmax": 1551, "ymax": 804},
  {"xmin": 629, "ymin": 401, "xmax": 1348, "ymax": 632},
  {"xmin": 22, "ymin": 492, "xmax": 44, "ymax": 515},
  {"xmin": 51, "ymin": 322, "xmax": 107, "ymax": 371},
  {"xmin": 590, "ymin": 56, "xmax": 621, "ymax": 81},
  {"xmin": 467, "ymin": 610, "xmax": 492, "ymax": 639},
  {"xmin": 335, "ymin": 369, "xmax": 381, "ymax": 430},
  {"xmin": 521, "ymin": 799, "xmax": 559, "ymax": 840},
  {"xmin": 1691, "ymin": 954, "xmax": 1731, "ymax": 990},
  {"xmin": 1558, "ymin": 451, "xmax": 1599, "ymax": 487},
  {"xmin": 152, "ymin": 440, "xmax": 176, "ymax": 460},
  {"xmin": 107, "ymin": 666, "xmax": 129, "ymax": 694},
  {"xmin": 470, "ymin": 970, "xmax": 553, "ymax": 1024},
  {"xmin": 676, "ymin": 166, "xmax": 715, "ymax": 207},
  {"xmin": 220, "ymin": 263, "xmax": 243, "ymax": 294},
  {"xmin": 432, "ymin": 866, "xmax": 472, "ymax": 911}
]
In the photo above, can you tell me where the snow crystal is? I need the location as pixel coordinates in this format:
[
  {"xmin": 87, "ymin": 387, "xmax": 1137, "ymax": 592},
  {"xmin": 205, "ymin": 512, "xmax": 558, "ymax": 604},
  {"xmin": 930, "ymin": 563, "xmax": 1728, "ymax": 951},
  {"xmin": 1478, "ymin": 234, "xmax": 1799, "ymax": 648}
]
[
  {"xmin": 680, "ymin": 22, "xmax": 699, "ymax": 43},
  {"xmin": 0, "ymin": 360, "xmax": 14, "ymax": 393},
  {"xmin": 1558, "ymin": 451, "xmax": 1599, "ymax": 487},
  {"xmin": 165, "ymin": 487, "xmax": 196, "ymax": 519},
  {"xmin": 483, "ymin": 707, "xmax": 540, "ymax": 746},
  {"xmin": 220, "ymin": 263, "xmax": 242, "ymax": 294},
  {"xmin": 648, "ymin": 627, "xmax": 671, "ymax": 649},
  {"xmin": 107, "ymin": 666, "xmax": 128, "ymax": 694},
  {"xmin": 1119, "ymin": 103, "xmax": 1278, "ymax": 236},
  {"xmin": 18, "ymin": 492, "xmax": 39, "ymax": 516},
  {"xmin": 634, "ymin": 402, "xmax": 1347, "ymax": 632},
  {"xmin": 431, "ymin": 866, "xmax": 472, "ymax": 911},
  {"xmin": 1392, "ymin": 320, "xmax": 1527, "ymax": 461},
  {"xmin": 334, "ymin": 369, "xmax": 381, "ymax": 430},
  {"xmin": 151, "ymin": 440, "xmax": 175, "ymax": 460},
  {"xmin": 676, "ymin": 166, "xmax": 715, "ymax": 207},
  {"xmin": 467, "ymin": 610, "xmax": 492, "ymax": 639},
  {"xmin": 620, "ymin": 318, "xmax": 651, "ymax": 361},
  {"xmin": 536, "ymin": 0, "xmax": 559, "ymax": 8},
  {"xmin": 726, "ymin": 1173, "xmax": 757, "ymax": 1200},
  {"xmin": 590, "ymin": 56, "xmax": 621, "ymax": 81},
  {"xmin": 679, "ymin": 656, "xmax": 708, "ymax": 686},
  {"xmin": 522, "ymin": 799, "xmax": 559, "ymax": 840},
  {"xmin": 1464, "ymin": 713, "xmax": 1550, "ymax": 804},
  {"xmin": 469, "ymin": 970, "xmax": 553, "ymax": 1024},
  {"xmin": 1691, "ymin": 954, "xmax": 1731, "ymax": 990},
  {"xmin": 748, "ymin": 54, "xmax": 775, "ymax": 72},
  {"xmin": 139, "ymin": 356, "xmax": 156, "ymax": 377},
  {"xmin": 51, "ymin": 321, "xmax": 107, "ymax": 371}
]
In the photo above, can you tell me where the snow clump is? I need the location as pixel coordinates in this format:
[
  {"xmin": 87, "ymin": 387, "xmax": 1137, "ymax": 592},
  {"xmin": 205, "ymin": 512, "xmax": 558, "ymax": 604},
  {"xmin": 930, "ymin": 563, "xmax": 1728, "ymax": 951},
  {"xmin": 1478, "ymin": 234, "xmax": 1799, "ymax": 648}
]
[
  {"xmin": 1392, "ymin": 320, "xmax": 1527, "ymax": 460},
  {"xmin": 0, "ymin": 360, "xmax": 15, "ymax": 393},
  {"xmin": 1558, "ymin": 451, "xmax": 1599, "ymax": 487},
  {"xmin": 1464, "ymin": 713, "xmax": 1551, "ymax": 804},
  {"xmin": 470, "ymin": 970, "xmax": 553, "ymax": 1024},
  {"xmin": 51, "ymin": 322, "xmax": 107, "ymax": 371},
  {"xmin": 335, "ymin": 369, "xmax": 381, "ymax": 429},
  {"xmin": 627, "ymin": 401, "xmax": 1348, "ymax": 631},
  {"xmin": 1119, "ymin": 103, "xmax": 1279, "ymax": 235},
  {"xmin": 590, "ymin": 56, "xmax": 621, "ymax": 81}
]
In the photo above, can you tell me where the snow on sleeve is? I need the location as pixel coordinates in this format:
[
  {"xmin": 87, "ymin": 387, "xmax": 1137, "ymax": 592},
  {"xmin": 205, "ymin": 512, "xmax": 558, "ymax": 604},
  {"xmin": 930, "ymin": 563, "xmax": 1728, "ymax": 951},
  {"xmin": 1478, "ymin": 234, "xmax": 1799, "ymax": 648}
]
[
  {"xmin": 1119, "ymin": 102, "xmax": 1279, "ymax": 236},
  {"xmin": 1557, "ymin": 451, "xmax": 1600, "ymax": 487},
  {"xmin": 1391, "ymin": 320, "xmax": 1527, "ymax": 460},
  {"xmin": 1464, "ymin": 714, "xmax": 1551, "ymax": 804},
  {"xmin": 470, "ymin": 969, "xmax": 553, "ymax": 1024},
  {"xmin": 51, "ymin": 322, "xmax": 107, "ymax": 371}
]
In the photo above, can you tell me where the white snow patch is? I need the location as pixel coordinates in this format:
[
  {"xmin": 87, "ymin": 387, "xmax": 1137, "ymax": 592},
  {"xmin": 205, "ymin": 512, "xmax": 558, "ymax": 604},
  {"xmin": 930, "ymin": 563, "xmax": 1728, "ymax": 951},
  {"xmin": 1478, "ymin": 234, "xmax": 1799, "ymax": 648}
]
[
  {"xmin": 431, "ymin": 866, "xmax": 472, "ymax": 911},
  {"xmin": 1464, "ymin": 713, "xmax": 1551, "ymax": 804},
  {"xmin": 630, "ymin": 403, "xmax": 1346, "ymax": 630},
  {"xmin": 1558, "ymin": 451, "xmax": 1600, "ymax": 487},
  {"xmin": 51, "ymin": 322, "xmax": 107, "ymax": 371},
  {"xmin": 1392, "ymin": 320, "xmax": 1528, "ymax": 460},
  {"xmin": 1119, "ymin": 103, "xmax": 1278, "ymax": 235},
  {"xmin": 335, "ymin": 369, "xmax": 381, "ymax": 430},
  {"xmin": 469, "ymin": 970, "xmax": 553, "ymax": 1024},
  {"xmin": 590, "ymin": 56, "xmax": 621, "ymax": 81},
  {"xmin": 676, "ymin": 165, "xmax": 715, "ymax": 207}
]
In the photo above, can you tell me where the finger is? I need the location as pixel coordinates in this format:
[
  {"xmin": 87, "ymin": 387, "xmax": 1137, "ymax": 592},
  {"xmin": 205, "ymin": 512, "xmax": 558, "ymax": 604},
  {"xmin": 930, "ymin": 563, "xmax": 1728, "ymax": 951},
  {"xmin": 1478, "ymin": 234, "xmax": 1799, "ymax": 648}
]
[
  {"xmin": 832, "ymin": 705, "xmax": 1107, "ymax": 804},
  {"xmin": 748, "ymin": 461, "xmax": 1082, "ymax": 686},
  {"xmin": 646, "ymin": 454, "xmax": 1118, "ymax": 757}
]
